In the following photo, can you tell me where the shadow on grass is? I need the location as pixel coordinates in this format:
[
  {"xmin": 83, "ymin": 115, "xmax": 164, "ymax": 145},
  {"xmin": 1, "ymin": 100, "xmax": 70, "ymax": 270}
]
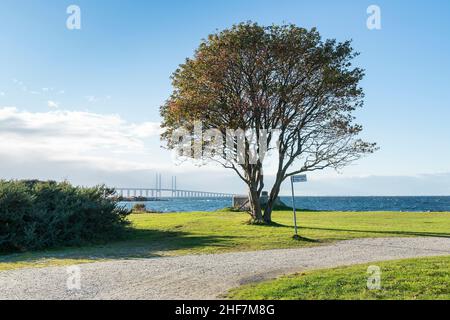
[
  {"xmin": 301, "ymin": 226, "xmax": 450, "ymax": 238},
  {"xmin": 0, "ymin": 229, "xmax": 237, "ymax": 264},
  {"xmin": 292, "ymin": 235, "xmax": 321, "ymax": 243},
  {"xmin": 251, "ymin": 221, "xmax": 450, "ymax": 240},
  {"xmin": 244, "ymin": 221, "xmax": 290, "ymax": 228}
]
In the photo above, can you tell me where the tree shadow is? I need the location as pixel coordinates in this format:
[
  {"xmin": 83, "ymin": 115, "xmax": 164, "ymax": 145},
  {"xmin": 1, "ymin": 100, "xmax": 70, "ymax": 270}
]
[
  {"xmin": 244, "ymin": 221, "xmax": 290, "ymax": 228},
  {"xmin": 292, "ymin": 235, "xmax": 320, "ymax": 243},
  {"xmin": 0, "ymin": 229, "xmax": 238, "ymax": 265},
  {"xmin": 250, "ymin": 221, "xmax": 450, "ymax": 239},
  {"xmin": 301, "ymin": 226, "xmax": 450, "ymax": 238}
]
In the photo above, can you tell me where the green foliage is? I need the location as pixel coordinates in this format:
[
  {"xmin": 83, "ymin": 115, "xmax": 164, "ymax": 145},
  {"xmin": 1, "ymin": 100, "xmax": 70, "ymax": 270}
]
[
  {"xmin": 132, "ymin": 203, "xmax": 147, "ymax": 212},
  {"xmin": 160, "ymin": 22, "xmax": 377, "ymax": 222},
  {"xmin": 0, "ymin": 180, "xmax": 130, "ymax": 253}
]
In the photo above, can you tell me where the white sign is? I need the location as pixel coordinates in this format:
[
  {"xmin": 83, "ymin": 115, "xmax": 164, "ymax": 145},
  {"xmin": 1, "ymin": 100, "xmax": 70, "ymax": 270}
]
[
  {"xmin": 291, "ymin": 175, "xmax": 307, "ymax": 183},
  {"xmin": 290, "ymin": 174, "xmax": 307, "ymax": 238}
]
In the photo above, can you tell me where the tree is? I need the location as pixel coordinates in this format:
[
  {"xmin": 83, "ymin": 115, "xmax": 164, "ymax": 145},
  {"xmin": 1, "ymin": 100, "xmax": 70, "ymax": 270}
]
[{"xmin": 160, "ymin": 22, "xmax": 377, "ymax": 223}]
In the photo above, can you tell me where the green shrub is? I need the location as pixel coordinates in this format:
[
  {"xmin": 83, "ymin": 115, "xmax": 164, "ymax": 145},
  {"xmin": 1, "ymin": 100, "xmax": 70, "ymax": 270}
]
[
  {"xmin": 132, "ymin": 203, "xmax": 147, "ymax": 212},
  {"xmin": 0, "ymin": 180, "xmax": 130, "ymax": 253}
]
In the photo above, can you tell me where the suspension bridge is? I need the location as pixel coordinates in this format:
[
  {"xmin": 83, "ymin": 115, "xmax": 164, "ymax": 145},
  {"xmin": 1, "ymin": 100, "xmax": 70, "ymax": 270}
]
[{"xmin": 114, "ymin": 174, "xmax": 236, "ymax": 201}]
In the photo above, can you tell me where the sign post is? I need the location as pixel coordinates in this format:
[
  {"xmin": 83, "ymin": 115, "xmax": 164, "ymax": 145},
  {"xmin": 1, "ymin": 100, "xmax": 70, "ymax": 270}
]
[{"xmin": 290, "ymin": 174, "xmax": 307, "ymax": 239}]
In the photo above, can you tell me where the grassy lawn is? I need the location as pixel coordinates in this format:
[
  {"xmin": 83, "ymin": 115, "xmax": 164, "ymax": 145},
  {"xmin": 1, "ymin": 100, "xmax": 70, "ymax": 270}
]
[
  {"xmin": 227, "ymin": 256, "xmax": 450, "ymax": 300},
  {"xmin": 1, "ymin": 211, "xmax": 449, "ymax": 271}
]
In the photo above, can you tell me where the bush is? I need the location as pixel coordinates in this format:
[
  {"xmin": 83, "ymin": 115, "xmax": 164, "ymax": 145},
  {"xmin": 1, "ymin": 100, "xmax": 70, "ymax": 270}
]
[
  {"xmin": 0, "ymin": 180, "xmax": 130, "ymax": 253},
  {"xmin": 132, "ymin": 203, "xmax": 147, "ymax": 212}
]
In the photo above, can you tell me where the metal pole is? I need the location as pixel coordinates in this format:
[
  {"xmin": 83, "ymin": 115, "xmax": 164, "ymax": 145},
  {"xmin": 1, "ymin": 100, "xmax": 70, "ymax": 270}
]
[{"xmin": 290, "ymin": 177, "xmax": 299, "ymax": 238}]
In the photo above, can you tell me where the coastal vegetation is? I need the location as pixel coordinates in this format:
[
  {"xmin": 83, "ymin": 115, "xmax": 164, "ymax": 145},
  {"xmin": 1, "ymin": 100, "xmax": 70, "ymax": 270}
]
[{"xmin": 0, "ymin": 180, "xmax": 130, "ymax": 253}]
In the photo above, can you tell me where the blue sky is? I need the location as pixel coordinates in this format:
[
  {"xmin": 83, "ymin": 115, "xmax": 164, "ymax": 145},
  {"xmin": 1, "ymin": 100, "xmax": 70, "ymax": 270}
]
[{"xmin": 0, "ymin": 0, "xmax": 449, "ymax": 195}]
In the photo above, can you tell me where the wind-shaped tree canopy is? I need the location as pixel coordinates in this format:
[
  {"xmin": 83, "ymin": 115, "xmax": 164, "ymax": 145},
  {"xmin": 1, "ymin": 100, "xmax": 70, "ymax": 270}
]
[{"xmin": 161, "ymin": 22, "xmax": 377, "ymax": 223}]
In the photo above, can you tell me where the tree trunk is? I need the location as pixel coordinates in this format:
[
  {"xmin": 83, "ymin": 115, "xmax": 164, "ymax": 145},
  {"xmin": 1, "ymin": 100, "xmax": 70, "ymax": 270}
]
[
  {"xmin": 248, "ymin": 187, "xmax": 263, "ymax": 223},
  {"xmin": 263, "ymin": 178, "xmax": 283, "ymax": 223},
  {"xmin": 263, "ymin": 200, "xmax": 274, "ymax": 224}
]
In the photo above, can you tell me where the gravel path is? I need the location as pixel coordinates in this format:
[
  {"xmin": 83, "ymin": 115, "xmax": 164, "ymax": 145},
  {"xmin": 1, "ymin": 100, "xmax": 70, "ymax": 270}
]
[{"xmin": 1, "ymin": 237, "xmax": 449, "ymax": 300}]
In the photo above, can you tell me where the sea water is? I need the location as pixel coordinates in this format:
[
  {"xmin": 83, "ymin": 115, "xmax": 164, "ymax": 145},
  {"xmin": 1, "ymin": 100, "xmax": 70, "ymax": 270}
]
[{"xmin": 120, "ymin": 196, "xmax": 450, "ymax": 213}]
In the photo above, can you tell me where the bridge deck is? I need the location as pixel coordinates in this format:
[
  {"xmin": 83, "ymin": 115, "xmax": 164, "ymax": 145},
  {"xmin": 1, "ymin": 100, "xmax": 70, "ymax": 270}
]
[{"xmin": 114, "ymin": 188, "xmax": 235, "ymax": 199}]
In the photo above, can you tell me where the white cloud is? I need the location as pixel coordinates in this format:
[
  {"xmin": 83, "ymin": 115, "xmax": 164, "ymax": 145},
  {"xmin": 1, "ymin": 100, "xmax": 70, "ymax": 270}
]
[
  {"xmin": 85, "ymin": 95, "xmax": 96, "ymax": 102},
  {"xmin": 130, "ymin": 122, "xmax": 161, "ymax": 138},
  {"xmin": 0, "ymin": 107, "xmax": 163, "ymax": 174},
  {"xmin": 11, "ymin": 79, "xmax": 64, "ymax": 97},
  {"xmin": 12, "ymin": 79, "xmax": 27, "ymax": 92},
  {"xmin": 85, "ymin": 95, "xmax": 111, "ymax": 103},
  {"xmin": 47, "ymin": 100, "xmax": 59, "ymax": 108},
  {"xmin": 278, "ymin": 173, "xmax": 450, "ymax": 196},
  {"xmin": 0, "ymin": 107, "xmax": 449, "ymax": 195}
]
